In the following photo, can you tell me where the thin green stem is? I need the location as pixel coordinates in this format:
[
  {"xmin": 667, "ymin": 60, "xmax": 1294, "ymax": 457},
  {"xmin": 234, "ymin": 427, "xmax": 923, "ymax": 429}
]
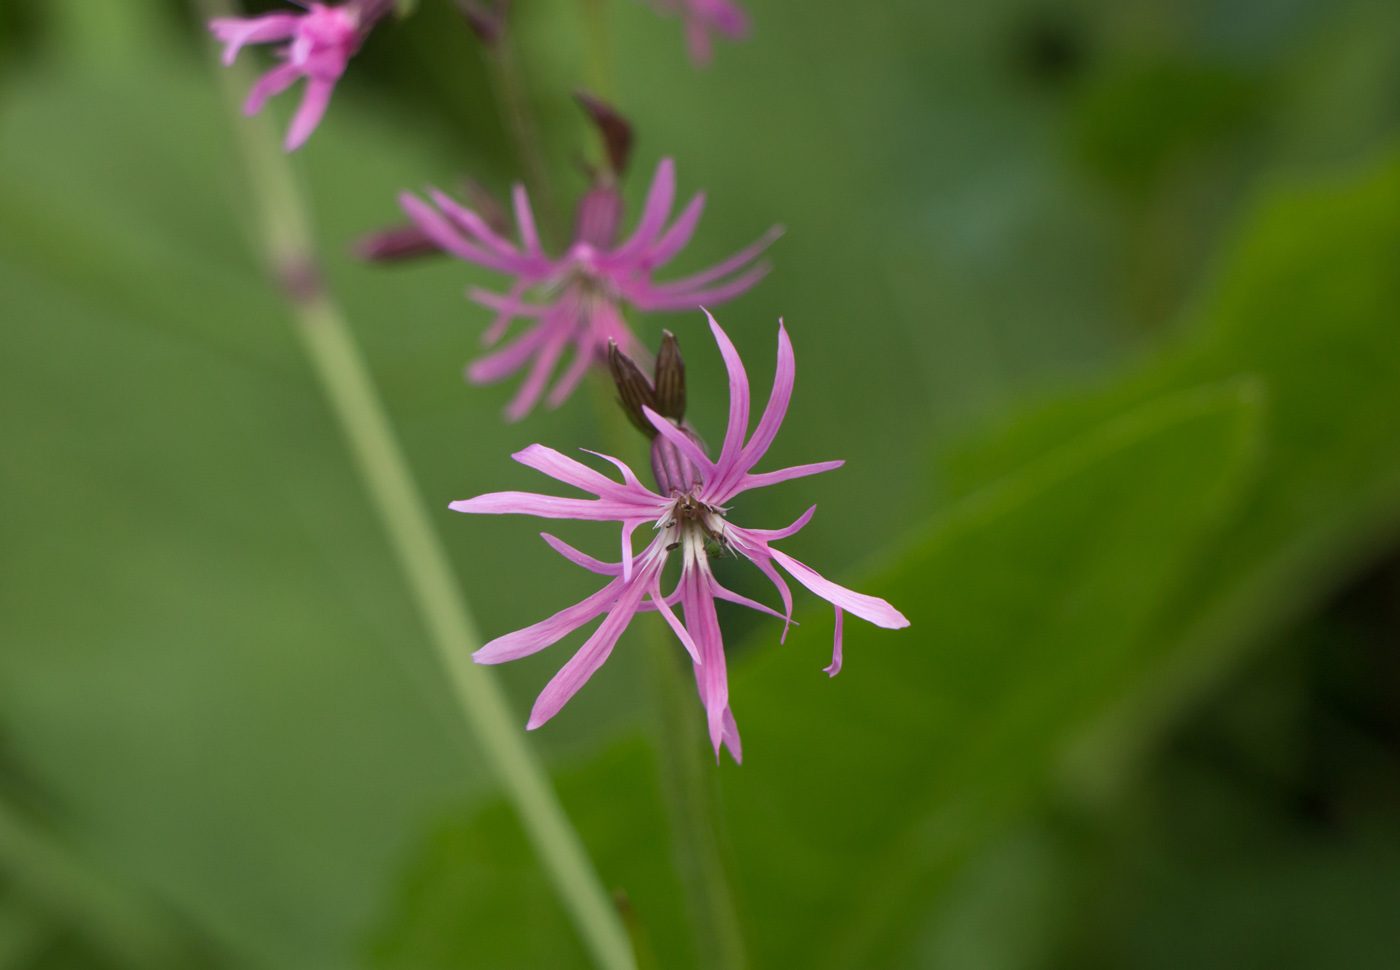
[
  {"xmin": 482, "ymin": 32, "xmax": 565, "ymax": 248},
  {"xmin": 195, "ymin": 5, "xmax": 634, "ymax": 968},
  {"xmin": 588, "ymin": 375, "xmax": 748, "ymax": 970},
  {"xmin": 577, "ymin": 0, "xmax": 615, "ymax": 99}
]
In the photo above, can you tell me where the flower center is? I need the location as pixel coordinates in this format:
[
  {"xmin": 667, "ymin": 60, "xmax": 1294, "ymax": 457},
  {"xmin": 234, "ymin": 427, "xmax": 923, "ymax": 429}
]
[{"xmin": 662, "ymin": 493, "xmax": 728, "ymax": 557}]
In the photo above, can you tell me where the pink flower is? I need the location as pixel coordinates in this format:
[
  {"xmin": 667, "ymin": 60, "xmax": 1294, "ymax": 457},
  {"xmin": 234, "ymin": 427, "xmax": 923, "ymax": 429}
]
[
  {"xmin": 209, "ymin": 1, "xmax": 387, "ymax": 151},
  {"xmin": 400, "ymin": 158, "xmax": 781, "ymax": 421},
  {"xmin": 646, "ymin": 0, "xmax": 750, "ymax": 64},
  {"xmin": 450, "ymin": 313, "xmax": 909, "ymax": 762}
]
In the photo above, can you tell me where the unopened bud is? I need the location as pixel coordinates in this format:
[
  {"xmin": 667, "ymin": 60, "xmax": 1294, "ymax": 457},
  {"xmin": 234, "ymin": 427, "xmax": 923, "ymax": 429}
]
[
  {"xmin": 651, "ymin": 425, "xmax": 706, "ymax": 496},
  {"xmin": 352, "ymin": 225, "xmax": 442, "ymax": 263},
  {"xmin": 574, "ymin": 92, "xmax": 634, "ymax": 177},
  {"xmin": 653, "ymin": 330, "xmax": 686, "ymax": 421},
  {"xmin": 608, "ymin": 341, "xmax": 658, "ymax": 437}
]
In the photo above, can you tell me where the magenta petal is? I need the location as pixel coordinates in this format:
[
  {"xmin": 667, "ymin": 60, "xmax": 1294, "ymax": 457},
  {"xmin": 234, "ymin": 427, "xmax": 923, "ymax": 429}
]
[
  {"xmin": 737, "ymin": 505, "xmax": 816, "ymax": 543},
  {"xmin": 527, "ymin": 577, "xmax": 651, "ymax": 729},
  {"xmin": 707, "ymin": 572, "xmax": 789, "ymax": 623},
  {"xmin": 512, "ymin": 183, "xmax": 544, "ymax": 257},
  {"xmin": 243, "ymin": 62, "xmax": 301, "ymax": 116},
  {"xmin": 430, "ymin": 188, "xmax": 521, "ymax": 259},
  {"xmin": 741, "ymin": 460, "xmax": 844, "ymax": 491},
  {"xmin": 704, "ymin": 310, "xmax": 751, "ymax": 474},
  {"xmin": 823, "ymin": 608, "xmax": 843, "ymax": 677},
  {"xmin": 737, "ymin": 320, "xmax": 795, "ymax": 471},
  {"xmin": 650, "ymin": 225, "xmax": 782, "ymax": 293},
  {"xmin": 210, "ymin": 14, "xmax": 301, "ymax": 64},
  {"xmin": 504, "ymin": 334, "xmax": 568, "ymax": 422},
  {"xmin": 615, "ymin": 158, "xmax": 676, "ymax": 258},
  {"xmin": 473, "ymin": 578, "xmax": 625, "ymax": 664},
  {"xmin": 400, "ymin": 193, "xmax": 516, "ymax": 272},
  {"xmin": 720, "ymin": 706, "xmax": 742, "ymax": 763},
  {"xmin": 681, "ymin": 561, "xmax": 731, "ymax": 759},
  {"xmin": 449, "ymin": 491, "xmax": 648, "ymax": 522},
  {"xmin": 768, "ymin": 548, "xmax": 910, "ymax": 629},
  {"xmin": 540, "ymin": 533, "xmax": 623, "ymax": 575},
  {"xmin": 644, "ymin": 406, "xmax": 716, "ymax": 478},
  {"xmin": 651, "ymin": 579, "xmax": 702, "ymax": 664},
  {"xmin": 512, "ymin": 443, "xmax": 657, "ymax": 504},
  {"xmin": 285, "ymin": 76, "xmax": 336, "ymax": 151},
  {"xmin": 642, "ymin": 193, "xmax": 706, "ymax": 270}
]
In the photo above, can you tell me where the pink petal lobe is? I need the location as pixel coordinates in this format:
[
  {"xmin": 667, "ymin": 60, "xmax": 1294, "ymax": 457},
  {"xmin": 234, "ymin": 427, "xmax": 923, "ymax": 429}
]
[
  {"xmin": 285, "ymin": 76, "xmax": 336, "ymax": 151},
  {"xmin": 615, "ymin": 158, "xmax": 676, "ymax": 258},
  {"xmin": 541, "ymin": 533, "xmax": 623, "ymax": 575},
  {"xmin": 768, "ymin": 548, "xmax": 909, "ymax": 630},
  {"xmin": 473, "ymin": 578, "xmax": 625, "ymax": 664},
  {"xmin": 824, "ymin": 607, "xmax": 844, "ymax": 677},
  {"xmin": 512, "ymin": 443, "xmax": 657, "ymax": 505},
  {"xmin": 449, "ymin": 491, "xmax": 644, "ymax": 522},
  {"xmin": 643, "ymin": 193, "xmax": 706, "ymax": 270},
  {"xmin": 704, "ymin": 310, "xmax": 751, "ymax": 474},
  {"xmin": 243, "ymin": 62, "xmax": 301, "ymax": 116},
  {"xmin": 527, "ymin": 577, "xmax": 651, "ymax": 729},
  {"xmin": 741, "ymin": 460, "xmax": 844, "ymax": 491}
]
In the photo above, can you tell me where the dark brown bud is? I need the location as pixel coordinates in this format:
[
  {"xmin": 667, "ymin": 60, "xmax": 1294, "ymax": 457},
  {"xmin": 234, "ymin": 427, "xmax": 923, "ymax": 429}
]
[
  {"xmin": 351, "ymin": 225, "xmax": 442, "ymax": 263},
  {"xmin": 653, "ymin": 330, "xmax": 686, "ymax": 422},
  {"xmin": 573, "ymin": 91, "xmax": 634, "ymax": 178},
  {"xmin": 608, "ymin": 341, "xmax": 659, "ymax": 438}
]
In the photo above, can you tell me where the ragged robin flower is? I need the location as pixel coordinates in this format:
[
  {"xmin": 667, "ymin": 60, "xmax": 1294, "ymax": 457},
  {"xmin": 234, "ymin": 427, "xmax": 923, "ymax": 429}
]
[
  {"xmin": 399, "ymin": 157, "xmax": 781, "ymax": 421},
  {"xmin": 450, "ymin": 312, "xmax": 908, "ymax": 762},
  {"xmin": 209, "ymin": 0, "xmax": 393, "ymax": 151},
  {"xmin": 646, "ymin": 0, "xmax": 751, "ymax": 65}
]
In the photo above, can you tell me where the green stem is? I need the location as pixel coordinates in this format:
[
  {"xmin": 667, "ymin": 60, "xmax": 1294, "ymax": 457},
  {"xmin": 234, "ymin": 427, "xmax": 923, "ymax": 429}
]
[
  {"xmin": 588, "ymin": 376, "xmax": 748, "ymax": 970},
  {"xmin": 482, "ymin": 32, "xmax": 566, "ymax": 248},
  {"xmin": 195, "ymin": 5, "xmax": 634, "ymax": 968},
  {"xmin": 577, "ymin": 0, "xmax": 615, "ymax": 99}
]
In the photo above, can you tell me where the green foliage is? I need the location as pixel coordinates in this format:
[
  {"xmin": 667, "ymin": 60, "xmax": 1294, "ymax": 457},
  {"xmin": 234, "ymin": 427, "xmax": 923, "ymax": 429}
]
[{"xmin": 2, "ymin": 1, "xmax": 1400, "ymax": 969}]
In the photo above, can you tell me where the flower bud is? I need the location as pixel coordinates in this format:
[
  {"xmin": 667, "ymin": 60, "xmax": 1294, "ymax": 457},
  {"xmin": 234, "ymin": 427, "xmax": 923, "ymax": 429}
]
[{"xmin": 651, "ymin": 425, "xmax": 706, "ymax": 496}]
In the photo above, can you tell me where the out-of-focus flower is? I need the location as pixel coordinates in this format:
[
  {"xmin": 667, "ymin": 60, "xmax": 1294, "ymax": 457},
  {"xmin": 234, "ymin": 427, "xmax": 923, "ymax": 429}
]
[
  {"xmin": 400, "ymin": 159, "xmax": 781, "ymax": 421},
  {"xmin": 450, "ymin": 313, "xmax": 909, "ymax": 761},
  {"xmin": 209, "ymin": 1, "xmax": 390, "ymax": 151},
  {"xmin": 645, "ymin": 0, "xmax": 750, "ymax": 65}
]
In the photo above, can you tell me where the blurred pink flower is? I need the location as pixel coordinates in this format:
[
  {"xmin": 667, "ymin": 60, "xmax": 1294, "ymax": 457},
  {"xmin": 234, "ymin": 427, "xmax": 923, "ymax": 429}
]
[
  {"xmin": 450, "ymin": 313, "xmax": 909, "ymax": 762},
  {"xmin": 210, "ymin": 1, "xmax": 387, "ymax": 151},
  {"xmin": 647, "ymin": 0, "xmax": 750, "ymax": 64},
  {"xmin": 400, "ymin": 158, "xmax": 780, "ymax": 421}
]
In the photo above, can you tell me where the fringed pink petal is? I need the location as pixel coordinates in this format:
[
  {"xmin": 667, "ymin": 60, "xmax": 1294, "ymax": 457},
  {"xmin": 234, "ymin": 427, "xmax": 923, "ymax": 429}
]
[
  {"xmin": 429, "ymin": 188, "xmax": 523, "ymax": 261},
  {"xmin": 768, "ymin": 548, "xmax": 909, "ymax": 630},
  {"xmin": 472, "ymin": 577, "xmax": 625, "ymax": 664},
  {"xmin": 526, "ymin": 577, "xmax": 652, "ymax": 729},
  {"xmin": 703, "ymin": 310, "xmax": 751, "ymax": 475},
  {"xmin": 706, "ymin": 572, "xmax": 791, "ymax": 624},
  {"xmin": 647, "ymin": 225, "xmax": 782, "ymax": 293},
  {"xmin": 400, "ymin": 193, "xmax": 520, "ymax": 273},
  {"xmin": 741, "ymin": 459, "xmax": 844, "ymax": 491},
  {"xmin": 628, "ymin": 263, "xmax": 771, "ymax": 313},
  {"xmin": 545, "ymin": 346, "xmax": 597, "ymax": 410},
  {"xmin": 511, "ymin": 444, "xmax": 659, "ymax": 504},
  {"xmin": 209, "ymin": 14, "xmax": 301, "ymax": 65},
  {"xmin": 580, "ymin": 450, "xmax": 648, "ymax": 491},
  {"xmin": 503, "ymin": 336, "xmax": 569, "ymax": 422},
  {"xmin": 823, "ymin": 607, "xmax": 844, "ymax": 677},
  {"xmin": 651, "ymin": 577, "xmax": 702, "ymax": 664},
  {"xmin": 449, "ymin": 491, "xmax": 648, "ymax": 522},
  {"xmin": 720, "ymin": 707, "xmax": 743, "ymax": 763},
  {"xmin": 285, "ymin": 76, "xmax": 336, "ymax": 151},
  {"xmin": 540, "ymin": 533, "xmax": 623, "ymax": 576},
  {"xmin": 242, "ymin": 62, "xmax": 302, "ymax": 116},
  {"xmin": 641, "ymin": 193, "xmax": 706, "ymax": 270},
  {"xmin": 734, "ymin": 505, "xmax": 816, "ymax": 543},
  {"xmin": 680, "ymin": 558, "xmax": 732, "ymax": 760},
  {"xmin": 613, "ymin": 158, "xmax": 676, "ymax": 259},
  {"xmin": 512, "ymin": 183, "xmax": 544, "ymax": 257},
  {"xmin": 644, "ymin": 406, "xmax": 716, "ymax": 479}
]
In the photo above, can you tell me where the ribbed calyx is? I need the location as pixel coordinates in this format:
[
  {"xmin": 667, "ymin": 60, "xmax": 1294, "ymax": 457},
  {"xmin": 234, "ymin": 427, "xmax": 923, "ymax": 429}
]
[
  {"xmin": 608, "ymin": 333, "xmax": 705, "ymax": 494},
  {"xmin": 651, "ymin": 428, "xmax": 706, "ymax": 496},
  {"xmin": 573, "ymin": 186, "xmax": 624, "ymax": 248}
]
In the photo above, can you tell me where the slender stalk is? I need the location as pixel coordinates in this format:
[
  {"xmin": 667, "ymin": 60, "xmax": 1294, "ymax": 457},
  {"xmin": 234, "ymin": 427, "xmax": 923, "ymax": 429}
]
[
  {"xmin": 482, "ymin": 30, "xmax": 566, "ymax": 247},
  {"xmin": 194, "ymin": 6, "xmax": 634, "ymax": 968},
  {"xmin": 577, "ymin": 0, "xmax": 615, "ymax": 99},
  {"xmin": 589, "ymin": 376, "xmax": 748, "ymax": 970}
]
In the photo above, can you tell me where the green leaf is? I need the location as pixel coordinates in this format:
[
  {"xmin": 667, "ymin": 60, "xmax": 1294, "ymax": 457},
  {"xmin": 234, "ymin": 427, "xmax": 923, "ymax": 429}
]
[{"xmin": 720, "ymin": 378, "xmax": 1264, "ymax": 968}]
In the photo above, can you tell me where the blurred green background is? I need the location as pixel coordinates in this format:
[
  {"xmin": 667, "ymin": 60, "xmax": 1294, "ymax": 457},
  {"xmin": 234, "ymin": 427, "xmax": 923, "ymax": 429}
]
[{"xmin": 2, "ymin": 0, "xmax": 1400, "ymax": 967}]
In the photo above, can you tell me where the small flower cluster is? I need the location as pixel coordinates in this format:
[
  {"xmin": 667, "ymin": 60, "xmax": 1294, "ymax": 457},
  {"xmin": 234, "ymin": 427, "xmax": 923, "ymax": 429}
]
[{"xmin": 207, "ymin": 0, "xmax": 908, "ymax": 762}]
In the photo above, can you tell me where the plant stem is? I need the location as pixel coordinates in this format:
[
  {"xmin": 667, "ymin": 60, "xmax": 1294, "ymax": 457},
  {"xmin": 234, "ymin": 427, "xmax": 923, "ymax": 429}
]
[
  {"xmin": 195, "ymin": 5, "xmax": 634, "ymax": 968},
  {"xmin": 589, "ymin": 376, "xmax": 748, "ymax": 970},
  {"xmin": 482, "ymin": 30, "xmax": 566, "ymax": 248},
  {"xmin": 577, "ymin": 0, "xmax": 615, "ymax": 99}
]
